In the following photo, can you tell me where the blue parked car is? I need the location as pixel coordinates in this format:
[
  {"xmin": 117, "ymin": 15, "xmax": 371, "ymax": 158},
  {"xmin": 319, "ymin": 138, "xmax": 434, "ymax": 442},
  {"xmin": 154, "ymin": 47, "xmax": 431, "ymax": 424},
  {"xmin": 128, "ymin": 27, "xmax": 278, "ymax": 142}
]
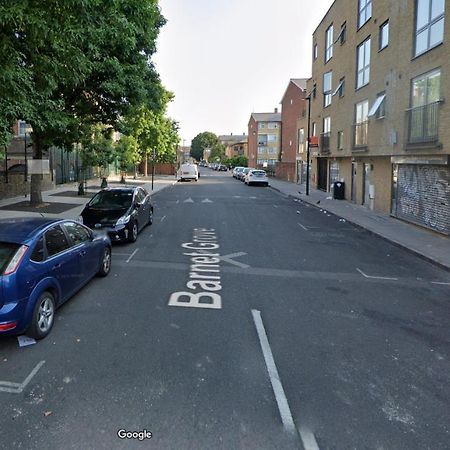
[{"xmin": 0, "ymin": 218, "xmax": 111, "ymax": 339}]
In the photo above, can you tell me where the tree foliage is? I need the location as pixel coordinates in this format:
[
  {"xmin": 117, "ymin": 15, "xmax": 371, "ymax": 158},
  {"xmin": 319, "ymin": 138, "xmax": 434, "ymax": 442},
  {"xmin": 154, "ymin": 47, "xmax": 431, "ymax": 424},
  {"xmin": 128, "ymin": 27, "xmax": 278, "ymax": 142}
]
[
  {"xmin": 0, "ymin": 0, "xmax": 166, "ymax": 203},
  {"xmin": 190, "ymin": 132, "xmax": 222, "ymax": 161}
]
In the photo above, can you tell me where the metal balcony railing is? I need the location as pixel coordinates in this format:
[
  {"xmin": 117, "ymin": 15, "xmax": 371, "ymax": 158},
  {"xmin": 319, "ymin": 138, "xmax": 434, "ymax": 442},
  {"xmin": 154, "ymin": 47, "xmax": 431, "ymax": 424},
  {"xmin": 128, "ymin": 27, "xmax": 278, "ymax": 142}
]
[
  {"xmin": 353, "ymin": 121, "xmax": 369, "ymax": 149},
  {"xmin": 407, "ymin": 101, "xmax": 440, "ymax": 144},
  {"xmin": 320, "ymin": 132, "xmax": 331, "ymax": 153}
]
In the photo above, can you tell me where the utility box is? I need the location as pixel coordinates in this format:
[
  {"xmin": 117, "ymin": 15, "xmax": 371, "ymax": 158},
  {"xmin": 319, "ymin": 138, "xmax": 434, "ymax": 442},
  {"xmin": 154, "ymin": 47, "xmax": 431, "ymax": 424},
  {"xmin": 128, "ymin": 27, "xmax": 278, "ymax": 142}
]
[{"xmin": 333, "ymin": 181, "xmax": 345, "ymax": 200}]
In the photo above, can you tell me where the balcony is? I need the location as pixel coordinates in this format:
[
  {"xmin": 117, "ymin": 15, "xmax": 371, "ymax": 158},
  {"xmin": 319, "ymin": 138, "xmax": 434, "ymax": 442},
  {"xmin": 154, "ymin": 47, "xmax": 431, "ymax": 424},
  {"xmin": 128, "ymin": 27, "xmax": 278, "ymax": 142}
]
[
  {"xmin": 319, "ymin": 132, "xmax": 331, "ymax": 154},
  {"xmin": 407, "ymin": 101, "xmax": 441, "ymax": 145},
  {"xmin": 353, "ymin": 121, "xmax": 368, "ymax": 150}
]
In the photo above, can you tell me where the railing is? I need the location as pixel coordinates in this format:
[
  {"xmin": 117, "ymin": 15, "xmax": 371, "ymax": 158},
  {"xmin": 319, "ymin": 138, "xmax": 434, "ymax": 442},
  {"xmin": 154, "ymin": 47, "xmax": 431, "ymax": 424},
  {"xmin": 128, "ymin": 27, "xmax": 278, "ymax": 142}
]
[
  {"xmin": 353, "ymin": 121, "xmax": 369, "ymax": 149},
  {"xmin": 320, "ymin": 132, "xmax": 331, "ymax": 153},
  {"xmin": 407, "ymin": 101, "xmax": 440, "ymax": 144}
]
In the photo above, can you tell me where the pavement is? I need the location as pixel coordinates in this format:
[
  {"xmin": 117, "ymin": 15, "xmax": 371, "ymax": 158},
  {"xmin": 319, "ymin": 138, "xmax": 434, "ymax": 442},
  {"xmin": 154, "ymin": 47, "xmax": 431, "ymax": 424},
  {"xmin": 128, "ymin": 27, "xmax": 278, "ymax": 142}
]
[{"xmin": 0, "ymin": 172, "xmax": 449, "ymax": 271}]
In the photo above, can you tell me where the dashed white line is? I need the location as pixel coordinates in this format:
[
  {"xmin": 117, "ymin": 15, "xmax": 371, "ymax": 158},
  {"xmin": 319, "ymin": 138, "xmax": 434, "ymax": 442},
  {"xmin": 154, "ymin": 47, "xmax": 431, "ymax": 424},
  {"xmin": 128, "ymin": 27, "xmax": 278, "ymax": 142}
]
[
  {"xmin": 0, "ymin": 361, "xmax": 46, "ymax": 394},
  {"xmin": 160, "ymin": 215, "xmax": 166, "ymax": 222},
  {"xmin": 251, "ymin": 309, "xmax": 296, "ymax": 434},
  {"xmin": 297, "ymin": 223, "xmax": 308, "ymax": 231},
  {"xmin": 431, "ymin": 281, "xmax": 450, "ymax": 286},
  {"xmin": 273, "ymin": 205, "xmax": 279, "ymax": 208},
  {"xmin": 356, "ymin": 268, "xmax": 398, "ymax": 281},
  {"xmin": 126, "ymin": 249, "xmax": 139, "ymax": 263},
  {"xmin": 299, "ymin": 427, "xmax": 321, "ymax": 450}
]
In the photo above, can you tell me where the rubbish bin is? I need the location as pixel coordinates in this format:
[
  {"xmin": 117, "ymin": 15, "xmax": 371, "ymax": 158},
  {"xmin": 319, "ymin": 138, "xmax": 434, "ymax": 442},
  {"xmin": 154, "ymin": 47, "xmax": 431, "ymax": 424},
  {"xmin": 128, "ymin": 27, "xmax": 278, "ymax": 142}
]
[{"xmin": 333, "ymin": 181, "xmax": 345, "ymax": 200}]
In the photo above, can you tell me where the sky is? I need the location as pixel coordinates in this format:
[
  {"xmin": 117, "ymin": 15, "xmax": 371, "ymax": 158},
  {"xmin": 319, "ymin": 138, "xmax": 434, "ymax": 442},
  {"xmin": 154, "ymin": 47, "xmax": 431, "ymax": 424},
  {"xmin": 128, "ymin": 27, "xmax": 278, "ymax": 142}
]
[{"xmin": 153, "ymin": 0, "xmax": 334, "ymax": 145}]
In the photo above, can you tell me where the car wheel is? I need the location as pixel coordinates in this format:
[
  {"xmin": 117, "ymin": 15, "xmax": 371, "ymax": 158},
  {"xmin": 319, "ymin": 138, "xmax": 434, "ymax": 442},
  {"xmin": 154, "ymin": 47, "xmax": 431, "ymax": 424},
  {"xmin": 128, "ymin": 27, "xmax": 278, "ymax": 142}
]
[
  {"xmin": 28, "ymin": 291, "xmax": 56, "ymax": 339},
  {"xmin": 97, "ymin": 247, "xmax": 111, "ymax": 277},
  {"xmin": 128, "ymin": 220, "xmax": 138, "ymax": 242},
  {"xmin": 148, "ymin": 207, "xmax": 153, "ymax": 225}
]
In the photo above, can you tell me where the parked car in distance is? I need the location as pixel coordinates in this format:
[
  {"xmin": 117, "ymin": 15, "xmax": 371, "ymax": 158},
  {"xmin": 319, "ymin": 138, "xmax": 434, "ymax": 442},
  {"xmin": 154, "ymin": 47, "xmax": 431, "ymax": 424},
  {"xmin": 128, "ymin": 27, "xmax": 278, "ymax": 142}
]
[
  {"xmin": 217, "ymin": 164, "xmax": 228, "ymax": 171},
  {"xmin": 178, "ymin": 163, "xmax": 199, "ymax": 181},
  {"xmin": 80, "ymin": 186, "xmax": 153, "ymax": 243},
  {"xmin": 0, "ymin": 218, "xmax": 111, "ymax": 339},
  {"xmin": 245, "ymin": 169, "xmax": 269, "ymax": 186},
  {"xmin": 239, "ymin": 167, "xmax": 251, "ymax": 181},
  {"xmin": 233, "ymin": 167, "xmax": 245, "ymax": 178}
]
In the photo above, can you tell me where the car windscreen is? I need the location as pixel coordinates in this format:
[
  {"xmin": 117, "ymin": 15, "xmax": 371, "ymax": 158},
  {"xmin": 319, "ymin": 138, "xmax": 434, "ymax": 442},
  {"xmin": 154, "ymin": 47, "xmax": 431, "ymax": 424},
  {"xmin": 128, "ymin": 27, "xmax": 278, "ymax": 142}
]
[
  {"xmin": 88, "ymin": 191, "xmax": 133, "ymax": 209},
  {"xmin": 0, "ymin": 242, "xmax": 20, "ymax": 274}
]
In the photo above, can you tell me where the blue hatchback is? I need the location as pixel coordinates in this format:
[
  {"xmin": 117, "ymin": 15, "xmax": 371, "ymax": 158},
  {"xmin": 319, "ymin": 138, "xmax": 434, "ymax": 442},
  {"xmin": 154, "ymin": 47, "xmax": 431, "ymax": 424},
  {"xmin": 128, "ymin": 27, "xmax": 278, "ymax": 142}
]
[{"xmin": 0, "ymin": 218, "xmax": 111, "ymax": 339}]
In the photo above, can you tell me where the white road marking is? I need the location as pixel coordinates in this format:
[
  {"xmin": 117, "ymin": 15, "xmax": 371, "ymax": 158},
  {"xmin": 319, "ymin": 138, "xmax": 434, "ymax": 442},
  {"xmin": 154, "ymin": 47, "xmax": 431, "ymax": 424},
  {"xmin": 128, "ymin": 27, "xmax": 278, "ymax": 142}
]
[
  {"xmin": 233, "ymin": 196, "xmax": 242, "ymax": 199},
  {"xmin": 113, "ymin": 252, "xmax": 133, "ymax": 256},
  {"xmin": 431, "ymin": 281, "xmax": 450, "ymax": 286},
  {"xmin": 176, "ymin": 200, "xmax": 180, "ymax": 204},
  {"xmin": 160, "ymin": 215, "xmax": 166, "ymax": 222},
  {"xmin": 251, "ymin": 310, "xmax": 296, "ymax": 434},
  {"xmin": 356, "ymin": 268, "xmax": 398, "ymax": 281},
  {"xmin": 202, "ymin": 198, "xmax": 213, "ymax": 203},
  {"xmin": 219, "ymin": 252, "xmax": 249, "ymax": 269},
  {"xmin": 0, "ymin": 361, "xmax": 46, "ymax": 394},
  {"xmin": 250, "ymin": 196, "xmax": 257, "ymax": 199},
  {"xmin": 126, "ymin": 249, "xmax": 139, "ymax": 263},
  {"xmin": 296, "ymin": 211, "xmax": 301, "ymax": 215},
  {"xmin": 297, "ymin": 223, "xmax": 308, "ymax": 231},
  {"xmin": 299, "ymin": 427, "xmax": 321, "ymax": 450},
  {"xmin": 184, "ymin": 198, "xmax": 194, "ymax": 203},
  {"xmin": 273, "ymin": 205, "xmax": 279, "ymax": 208}
]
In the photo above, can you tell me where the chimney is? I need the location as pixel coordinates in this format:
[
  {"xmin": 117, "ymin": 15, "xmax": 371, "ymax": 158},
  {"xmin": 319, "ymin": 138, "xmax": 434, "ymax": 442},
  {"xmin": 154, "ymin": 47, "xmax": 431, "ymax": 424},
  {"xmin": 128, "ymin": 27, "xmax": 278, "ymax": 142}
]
[{"xmin": 274, "ymin": 108, "xmax": 278, "ymax": 113}]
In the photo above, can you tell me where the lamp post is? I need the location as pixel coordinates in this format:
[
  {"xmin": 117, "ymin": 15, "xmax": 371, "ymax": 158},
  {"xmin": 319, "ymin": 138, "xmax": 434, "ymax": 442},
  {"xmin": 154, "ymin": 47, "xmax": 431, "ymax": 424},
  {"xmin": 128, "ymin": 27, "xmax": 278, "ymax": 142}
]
[
  {"xmin": 151, "ymin": 148, "xmax": 156, "ymax": 191},
  {"xmin": 305, "ymin": 93, "xmax": 312, "ymax": 196}
]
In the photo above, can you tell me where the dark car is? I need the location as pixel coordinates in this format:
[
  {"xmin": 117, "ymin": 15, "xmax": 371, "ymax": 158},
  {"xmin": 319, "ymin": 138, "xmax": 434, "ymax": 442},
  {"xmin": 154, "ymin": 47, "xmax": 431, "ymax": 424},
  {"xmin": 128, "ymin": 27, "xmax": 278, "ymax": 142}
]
[
  {"xmin": 80, "ymin": 186, "xmax": 153, "ymax": 243},
  {"xmin": 218, "ymin": 164, "xmax": 228, "ymax": 171},
  {"xmin": 0, "ymin": 218, "xmax": 111, "ymax": 339}
]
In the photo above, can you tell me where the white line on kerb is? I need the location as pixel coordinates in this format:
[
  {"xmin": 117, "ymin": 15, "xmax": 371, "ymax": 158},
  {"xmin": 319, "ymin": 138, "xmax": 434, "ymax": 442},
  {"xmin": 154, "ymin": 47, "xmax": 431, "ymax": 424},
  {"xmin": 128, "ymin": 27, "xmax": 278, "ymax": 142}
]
[
  {"xmin": 297, "ymin": 223, "xmax": 308, "ymax": 231},
  {"xmin": 126, "ymin": 249, "xmax": 139, "ymax": 263},
  {"xmin": 0, "ymin": 360, "xmax": 46, "ymax": 394},
  {"xmin": 356, "ymin": 268, "xmax": 398, "ymax": 281},
  {"xmin": 251, "ymin": 309, "xmax": 296, "ymax": 434}
]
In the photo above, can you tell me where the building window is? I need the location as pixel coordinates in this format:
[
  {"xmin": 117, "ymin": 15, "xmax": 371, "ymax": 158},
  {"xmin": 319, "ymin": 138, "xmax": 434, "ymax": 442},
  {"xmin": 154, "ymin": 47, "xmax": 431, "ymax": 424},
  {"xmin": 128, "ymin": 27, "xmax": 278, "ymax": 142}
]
[
  {"xmin": 258, "ymin": 123, "xmax": 266, "ymax": 129},
  {"xmin": 325, "ymin": 25, "xmax": 333, "ymax": 62},
  {"xmin": 312, "ymin": 83, "xmax": 317, "ymax": 99},
  {"xmin": 17, "ymin": 120, "xmax": 32, "ymax": 137},
  {"xmin": 268, "ymin": 122, "xmax": 279, "ymax": 129},
  {"xmin": 368, "ymin": 92, "xmax": 386, "ymax": 118},
  {"xmin": 258, "ymin": 135, "xmax": 268, "ymax": 146},
  {"xmin": 358, "ymin": 0, "xmax": 372, "ymax": 29},
  {"xmin": 298, "ymin": 128, "xmax": 305, "ymax": 153},
  {"xmin": 312, "ymin": 122, "xmax": 317, "ymax": 136},
  {"xmin": 321, "ymin": 117, "xmax": 331, "ymax": 153},
  {"xmin": 337, "ymin": 131, "xmax": 344, "ymax": 149},
  {"xmin": 323, "ymin": 71, "xmax": 332, "ymax": 107},
  {"xmin": 356, "ymin": 38, "xmax": 371, "ymax": 88},
  {"xmin": 379, "ymin": 21, "xmax": 389, "ymax": 50},
  {"xmin": 408, "ymin": 68, "xmax": 441, "ymax": 143},
  {"xmin": 313, "ymin": 43, "xmax": 318, "ymax": 60},
  {"xmin": 332, "ymin": 77, "xmax": 345, "ymax": 97},
  {"xmin": 336, "ymin": 22, "xmax": 347, "ymax": 44},
  {"xmin": 267, "ymin": 134, "xmax": 278, "ymax": 142},
  {"xmin": 354, "ymin": 100, "xmax": 369, "ymax": 147},
  {"xmin": 415, "ymin": 0, "xmax": 445, "ymax": 56}
]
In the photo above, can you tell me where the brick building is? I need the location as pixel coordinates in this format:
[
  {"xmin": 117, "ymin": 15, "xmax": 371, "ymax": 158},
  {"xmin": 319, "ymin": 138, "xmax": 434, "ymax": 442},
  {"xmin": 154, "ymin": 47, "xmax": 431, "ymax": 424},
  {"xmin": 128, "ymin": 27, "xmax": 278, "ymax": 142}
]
[{"xmin": 305, "ymin": 0, "xmax": 450, "ymax": 234}]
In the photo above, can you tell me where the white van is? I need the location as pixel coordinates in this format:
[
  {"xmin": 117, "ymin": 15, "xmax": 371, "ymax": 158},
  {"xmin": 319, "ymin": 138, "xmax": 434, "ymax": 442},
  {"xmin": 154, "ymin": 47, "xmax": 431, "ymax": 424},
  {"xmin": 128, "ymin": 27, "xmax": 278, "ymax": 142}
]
[{"xmin": 178, "ymin": 163, "xmax": 199, "ymax": 182}]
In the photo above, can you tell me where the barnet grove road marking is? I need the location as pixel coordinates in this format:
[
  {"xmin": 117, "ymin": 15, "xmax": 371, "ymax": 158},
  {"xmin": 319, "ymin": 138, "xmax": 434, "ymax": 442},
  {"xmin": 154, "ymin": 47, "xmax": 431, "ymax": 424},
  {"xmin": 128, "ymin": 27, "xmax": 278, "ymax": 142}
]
[
  {"xmin": 168, "ymin": 228, "xmax": 222, "ymax": 310},
  {"xmin": 0, "ymin": 361, "xmax": 46, "ymax": 394}
]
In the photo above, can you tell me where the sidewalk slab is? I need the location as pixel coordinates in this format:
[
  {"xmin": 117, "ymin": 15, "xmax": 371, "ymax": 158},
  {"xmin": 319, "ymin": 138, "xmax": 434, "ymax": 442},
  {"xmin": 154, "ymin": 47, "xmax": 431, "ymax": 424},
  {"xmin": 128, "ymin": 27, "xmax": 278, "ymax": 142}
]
[{"xmin": 268, "ymin": 177, "xmax": 450, "ymax": 271}]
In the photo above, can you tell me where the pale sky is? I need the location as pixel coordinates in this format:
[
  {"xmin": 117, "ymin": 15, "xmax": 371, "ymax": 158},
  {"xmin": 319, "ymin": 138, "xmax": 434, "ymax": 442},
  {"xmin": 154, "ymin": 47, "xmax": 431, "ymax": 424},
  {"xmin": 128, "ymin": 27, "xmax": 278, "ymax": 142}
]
[{"xmin": 154, "ymin": 0, "xmax": 334, "ymax": 144}]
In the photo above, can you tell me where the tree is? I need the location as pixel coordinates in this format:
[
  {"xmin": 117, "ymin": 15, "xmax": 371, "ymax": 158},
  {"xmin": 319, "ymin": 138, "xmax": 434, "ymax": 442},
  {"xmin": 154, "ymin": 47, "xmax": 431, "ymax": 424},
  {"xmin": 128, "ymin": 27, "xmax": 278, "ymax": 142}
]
[
  {"xmin": 115, "ymin": 135, "xmax": 140, "ymax": 181},
  {"xmin": 0, "ymin": 0, "xmax": 166, "ymax": 204},
  {"xmin": 191, "ymin": 132, "xmax": 221, "ymax": 161}
]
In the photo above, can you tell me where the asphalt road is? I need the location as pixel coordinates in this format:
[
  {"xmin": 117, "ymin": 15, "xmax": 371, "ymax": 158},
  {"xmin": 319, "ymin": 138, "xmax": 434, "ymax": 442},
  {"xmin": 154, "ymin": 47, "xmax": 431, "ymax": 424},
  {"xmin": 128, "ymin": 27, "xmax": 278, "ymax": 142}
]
[{"xmin": 1, "ymin": 168, "xmax": 450, "ymax": 450}]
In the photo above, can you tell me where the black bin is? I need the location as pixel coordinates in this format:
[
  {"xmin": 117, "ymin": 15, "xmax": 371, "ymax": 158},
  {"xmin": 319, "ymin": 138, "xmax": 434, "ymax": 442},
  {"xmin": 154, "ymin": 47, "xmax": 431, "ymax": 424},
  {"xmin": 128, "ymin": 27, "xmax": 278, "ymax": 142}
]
[{"xmin": 333, "ymin": 181, "xmax": 345, "ymax": 200}]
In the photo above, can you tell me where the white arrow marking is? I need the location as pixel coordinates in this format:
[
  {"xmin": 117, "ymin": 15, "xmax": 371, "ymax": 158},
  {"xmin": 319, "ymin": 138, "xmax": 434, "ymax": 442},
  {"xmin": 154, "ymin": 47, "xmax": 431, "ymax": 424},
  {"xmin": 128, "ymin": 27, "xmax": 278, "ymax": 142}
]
[
  {"xmin": 356, "ymin": 268, "xmax": 398, "ymax": 281},
  {"xmin": 0, "ymin": 360, "xmax": 46, "ymax": 394},
  {"xmin": 219, "ymin": 252, "xmax": 249, "ymax": 269},
  {"xmin": 184, "ymin": 198, "xmax": 194, "ymax": 203},
  {"xmin": 202, "ymin": 198, "xmax": 213, "ymax": 203}
]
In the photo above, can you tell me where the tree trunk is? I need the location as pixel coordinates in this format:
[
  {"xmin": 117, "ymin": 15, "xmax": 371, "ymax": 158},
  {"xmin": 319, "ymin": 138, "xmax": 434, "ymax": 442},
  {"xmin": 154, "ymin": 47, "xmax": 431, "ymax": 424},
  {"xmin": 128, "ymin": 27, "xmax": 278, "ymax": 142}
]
[
  {"xmin": 30, "ymin": 133, "xmax": 43, "ymax": 206},
  {"xmin": 143, "ymin": 154, "xmax": 148, "ymax": 176}
]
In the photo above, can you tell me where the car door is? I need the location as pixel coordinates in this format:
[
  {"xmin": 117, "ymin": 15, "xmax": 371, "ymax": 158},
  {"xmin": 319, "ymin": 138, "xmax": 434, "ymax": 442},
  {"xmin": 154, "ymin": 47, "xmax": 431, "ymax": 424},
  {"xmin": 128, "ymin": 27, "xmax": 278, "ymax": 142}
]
[
  {"xmin": 44, "ymin": 224, "xmax": 81, "ymax": 302},
  {"xmin": 62, "ymin": 222, "xmax": 99, "ymax": 281}
]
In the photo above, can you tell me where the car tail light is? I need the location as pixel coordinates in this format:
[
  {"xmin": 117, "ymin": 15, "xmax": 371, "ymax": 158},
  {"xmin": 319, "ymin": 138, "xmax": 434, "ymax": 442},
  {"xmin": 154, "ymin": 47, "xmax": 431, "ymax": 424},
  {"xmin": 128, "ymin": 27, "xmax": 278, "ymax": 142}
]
[
  {"xmin": 0, "ymin": 322, "xmax": 17, "ymax": 332},
  {"xmin": 3, "ymin": 245, "xmax": 28, "ymax": 275}
]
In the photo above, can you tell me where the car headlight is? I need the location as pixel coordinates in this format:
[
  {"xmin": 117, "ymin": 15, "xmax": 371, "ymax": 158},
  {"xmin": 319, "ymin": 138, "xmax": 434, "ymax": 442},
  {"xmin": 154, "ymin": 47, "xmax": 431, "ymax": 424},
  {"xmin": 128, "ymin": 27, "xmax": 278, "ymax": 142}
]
[{"xmin": 116, "ymin": 215, "xmax": 131, "ymax": 226}]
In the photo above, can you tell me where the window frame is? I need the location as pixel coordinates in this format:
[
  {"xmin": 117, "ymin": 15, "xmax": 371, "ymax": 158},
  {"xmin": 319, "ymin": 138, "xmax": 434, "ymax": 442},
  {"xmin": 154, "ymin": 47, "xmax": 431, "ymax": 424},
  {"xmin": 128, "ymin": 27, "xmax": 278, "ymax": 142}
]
[
  {"xmin": 379, "ymin": 20, "xmax": 389, "ymax": 51},
  {"xmin": 356, "ymin": 37, "xmax": 371, "ymax": 89},
  {"xmin": 414, "ymin": 0, "xmax": 445, "ymax": 57},
  {"xmin": 325, "ymin": 24, "xmax": 334, "ymax": 62},
  {"xmin": 358, "ymin": 0, "xmax": 372, "ymax": 29}
]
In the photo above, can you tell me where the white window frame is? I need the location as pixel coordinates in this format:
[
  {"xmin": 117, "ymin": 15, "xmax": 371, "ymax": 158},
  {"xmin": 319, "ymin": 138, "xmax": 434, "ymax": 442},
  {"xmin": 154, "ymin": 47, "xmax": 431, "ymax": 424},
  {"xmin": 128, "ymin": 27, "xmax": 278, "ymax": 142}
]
[
  {"xmin": 358, "ymin": 0, "xmax": 372, "ymax": 29},
  {"xmin": 379, "ymin": 20, "xmax": 389, "ymax": 50},
  {"xmin": 368, "ymin": 93, "xmax": 386, "ymax": 118},
  {"xmin": 325, "ymin": 25, "xmax": 334, "ymax": 62},
  {"xmin": 323, "ymin": 71, "xmax": 332, "ymax": 107},
  {"xmin": 357, "ymin": 38, "xmax": 371, "ymax": 89}
]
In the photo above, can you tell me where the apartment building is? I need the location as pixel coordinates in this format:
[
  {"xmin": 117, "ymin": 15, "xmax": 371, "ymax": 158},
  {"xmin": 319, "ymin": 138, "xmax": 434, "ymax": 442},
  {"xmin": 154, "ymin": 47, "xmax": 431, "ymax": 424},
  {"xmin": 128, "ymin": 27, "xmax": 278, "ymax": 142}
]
[
  {"xmin": 247, "ymin": 110, "xmax": 282, "ymax": 169},
  {"xmin": 277, "ymin": 79, "xmax": 308, "ymax": 182},
  {"xmin": 218, "ymin": 134, "xmax": 248, "ymax": 159},
  {"xmin": 307, "ymin": 0, "xmax": 450, "ymax": 235}
]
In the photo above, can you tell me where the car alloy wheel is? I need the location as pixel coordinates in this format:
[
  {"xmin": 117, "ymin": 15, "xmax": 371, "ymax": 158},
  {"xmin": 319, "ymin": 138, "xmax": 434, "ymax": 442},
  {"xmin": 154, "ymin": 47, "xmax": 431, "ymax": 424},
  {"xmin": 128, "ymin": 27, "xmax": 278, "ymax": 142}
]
[
  {"xmin": 29, "ymin": 292, "xmax": 56, "ymax": 339},
  {"xmin": 129, "ymin": 221, "xmax": 138, "ymax": 242},
  {"xmin": 98, "ymin": 247, "xmax": 111, "ymax": 277}
]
